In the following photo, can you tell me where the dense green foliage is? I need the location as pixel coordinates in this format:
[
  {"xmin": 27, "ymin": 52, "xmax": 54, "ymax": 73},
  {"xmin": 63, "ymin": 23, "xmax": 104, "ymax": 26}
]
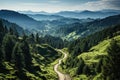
[
  {"xmin": 0, "ymin": 21, "xmax": 61, "ymax": 80},
  {"xmin": 68, "ymin": 24, "xmax": 120, "ymax": 56},
  {"xmin": 61, "ymin": 24, "xmax": 120, "ymax": 80},
  {"xmin": 54, "ymin": 14, "xmax": 120, "ymax": 40},
  {"xmin": 26, "ymin": 33, "xmax": 65, "ymax": 49},
  {"xmin": 0, "ymin": 10, "xmax": 120, "ymax": 80},
  {"xmin": 39, "ymin": 35, "xmax": 65, "ymax": 49},
  {"xmin": 0, "ymin": 18, "xmax": 26, "ymax": 35},
  {"xmin": 1, "ymin": 10, "xmax": 120, "ymax": 41},
  {"xmin": 102, "ymin": 39, "xmax": 120, "ymax": 80}
]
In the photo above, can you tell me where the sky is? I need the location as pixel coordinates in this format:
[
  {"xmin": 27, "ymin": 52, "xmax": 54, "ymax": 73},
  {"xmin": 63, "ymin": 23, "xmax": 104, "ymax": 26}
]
[{"xmin": 0, "ymin": 0, "xmax": 120, "ymax": 12}]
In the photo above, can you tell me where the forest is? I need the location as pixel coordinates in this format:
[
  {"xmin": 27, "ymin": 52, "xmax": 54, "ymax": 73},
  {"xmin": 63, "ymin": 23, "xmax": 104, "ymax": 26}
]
[{"xmin": 0, "ymin": 8, "xmax": 120, "ymax": 80}]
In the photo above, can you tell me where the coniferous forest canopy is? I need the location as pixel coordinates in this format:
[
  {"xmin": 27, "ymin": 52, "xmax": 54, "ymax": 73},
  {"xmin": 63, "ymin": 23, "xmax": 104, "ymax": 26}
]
[{"xmin": 0, "ymin": 0, "xmax": 120, "ymax": 80}]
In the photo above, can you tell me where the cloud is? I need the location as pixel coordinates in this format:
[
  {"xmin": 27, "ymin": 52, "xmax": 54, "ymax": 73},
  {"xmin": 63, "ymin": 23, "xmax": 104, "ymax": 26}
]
[
  {"xmin": 80, "ymin": 0, "xmax": 120, "ymax": 10},
  {"xmin": 21, "ymin": 3, "xmax": 44, "ymax": 6},
  {"xmin": 49, "ymin": 0, "xmax": 60, "ymax": 3},
  {"xmin": 0, "ymin": 0, "xmax": 120, "ymax": 12},
  {"xmin": 103, "ymin": 0, "xmax": 120, "ymax": 9}
]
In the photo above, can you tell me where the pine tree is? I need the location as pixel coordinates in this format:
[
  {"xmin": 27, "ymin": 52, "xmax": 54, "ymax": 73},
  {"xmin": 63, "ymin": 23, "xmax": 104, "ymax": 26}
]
[
  {"xmin": 0, "ymin": 48, "xmax": 3, "ymax": 63},
  {"xmin": 36, "ymin": 33, "xmax": 39, "ymax": 43},
  {"xmin": 4, "ymin": 26, "xmax": 8, "ymax": 33},
  {"xmin": 9, "ymin": 27, "xmax": 14, "ymax": 35},
  {"xmin": 76, "ymin": 58, "xmax": 85, "ymax": 75},
  {"xmin": 12, "ymin": 40, "xmax": 32, "ymax": 70},
  {"xmin": 22, "ymin": 32, "xmax": 27, "ymax": 41},
  {"xmin": 0, "ymin": 21, "xmax": 5, "ymax": 45},
  {"xmin": 2, "ymin": 34, "xmax": 16, "ymax": 61},
  {"xmin": 27, "ymin": 33, "xmax": 35, "ymax": 44},
  {"xmin": 95, "ymin": 59, "xmax": 103, "ymax": 73},
  {"xmin": 21, "ymin": 40, "xmax": 32, "ymax": 69},
  {"xmin": 102, "ymin": 39, "xmax": 120, "ymax": 80},
  {"xmin": 12, "ymin": 42, "xmax": 25, "ymax": 70},
  {"xmin": 0, "ymin": 21, "xmax": 4, "ymax": 32},
  {"xmin": 83, "ymin": 65, "xmax": 90, "ymax": 75}
]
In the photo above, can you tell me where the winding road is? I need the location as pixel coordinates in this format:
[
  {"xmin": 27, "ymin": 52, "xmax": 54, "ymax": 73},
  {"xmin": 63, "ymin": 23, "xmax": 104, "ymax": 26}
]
[{"xmin": 54, "ymin": 50, "xmax": 72, "ymax": 80}]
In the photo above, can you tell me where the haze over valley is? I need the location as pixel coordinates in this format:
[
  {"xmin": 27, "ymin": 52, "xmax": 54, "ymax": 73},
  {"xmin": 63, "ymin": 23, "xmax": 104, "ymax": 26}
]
[{"xmin": 0, "ymin": 0, "xmax": 120, "ymax": 80}]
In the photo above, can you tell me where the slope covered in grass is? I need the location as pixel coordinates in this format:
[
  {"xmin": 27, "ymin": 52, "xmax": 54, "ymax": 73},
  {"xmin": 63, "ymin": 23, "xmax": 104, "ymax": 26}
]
[
  {"xmin": 0, "ymin": 43, "xmax": 61, "ymax": 80},
  {"xmin": 61, "ymin": 35, "xmax": 120, "ymax": 80}
]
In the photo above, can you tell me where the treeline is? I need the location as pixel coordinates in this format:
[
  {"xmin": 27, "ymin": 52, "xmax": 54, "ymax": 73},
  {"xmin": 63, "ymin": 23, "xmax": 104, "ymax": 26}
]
[
  {"xmin": 101, "ymin": 39, "xmax": 120, "ymax": 79},
  {"xmin": 0, "ymin": 20, "xmax": 61, "ymax": 80},
  {"xmin": 0, "ymin": 21, "xmax": 34, "ymax": 79},
  {"xmin": 68, "ymin": 24, "xmax": 120, "ymax": 56},
  {"xmin": 56, "ymin": 22, "xmax": 86, "ymax": 35},
  {"xmin": 26, "ymin": 33, "xmax": 66, "ymax": 49},
  {"xmin": 62, "ymin": 39, "xmax": 120, "ymax": 80},
  {"xmin": 61, "ymin": 24, "xmax": 120, "ymax": 79}
]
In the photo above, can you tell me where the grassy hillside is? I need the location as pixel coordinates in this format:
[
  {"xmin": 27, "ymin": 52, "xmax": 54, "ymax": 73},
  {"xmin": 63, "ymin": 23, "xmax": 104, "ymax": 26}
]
[
  {"xmin": 61, "ymin": 35, "xmax": 120, "ymax": 80},
  {"xmin": 0, "ymin": 44, "xmax": 61, "ymax": 80}
]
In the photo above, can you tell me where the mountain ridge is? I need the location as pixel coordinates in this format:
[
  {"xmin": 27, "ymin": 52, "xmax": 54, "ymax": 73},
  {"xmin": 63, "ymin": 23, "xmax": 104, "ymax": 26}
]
[{"xmin": 0, "ymin": 10, "xmax": 45, "ymax": 30}]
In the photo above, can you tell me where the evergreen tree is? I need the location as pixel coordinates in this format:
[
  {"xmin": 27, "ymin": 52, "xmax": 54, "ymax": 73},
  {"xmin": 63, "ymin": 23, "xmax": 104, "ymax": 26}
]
[
  {"xmin": 36, "ymin": 33, "xmax": 39, "ymax": 43},
  {"xmin": 72, "ymin": 46, "xmax": 81, "ymax": 56},
  {"xmin": 4, "ymin": 26, "xmax": 8, "ymax": 33},
  {"xmin": 102, "ymin": 39, "xmax": 120, "ymax": 80},
  {"xmin": 76, "ymin": 58, "xmax": 85, "ymax": 75},
  {"xmin": 12, "ymin": 40, "xmax": 32, "ymax": 70},
  {"xmin": 21, "ymin": 40, "xmax": 32, "ymax": 69},
  {"xmin": 12, "ymin": 42, "xmax": 25, "ymax": 70},
  {"xmin": 95, "ymin": 59, "xmax": 103, "ymax": 73},
  {"xmin": 83, "ymin": 65, "xmax": 91, "ymax": 75},
  {"xmin": 27, "ymin": 33, "xmax": 35, "ymax": 44},
  {"xmin": 0, "ymin": 21, "xmax": 4, "ymax": 32},
  {"xmin": 2, "ymin": 34, "xmax": 16, "ymax": 61},
  {"xmin": 22, "ymin": 32, "xmax": 27, "ymax": 41},
  {"xmin": 0, "ymin": 48, "xmax": 3, "ymax": 62},
  {"xmin": 0, "ymin": 21, "xmax": 5, "ymax": 45},
  {"xmin": 9, "ymin": 27, "xmax": 14, "ymax": 35}
]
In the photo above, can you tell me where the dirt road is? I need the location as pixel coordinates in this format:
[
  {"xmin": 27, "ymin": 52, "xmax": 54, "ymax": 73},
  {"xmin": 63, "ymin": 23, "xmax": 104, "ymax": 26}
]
[{"xmin": 54, "ymin": 50, "xmax": 72, "ymax": 80}]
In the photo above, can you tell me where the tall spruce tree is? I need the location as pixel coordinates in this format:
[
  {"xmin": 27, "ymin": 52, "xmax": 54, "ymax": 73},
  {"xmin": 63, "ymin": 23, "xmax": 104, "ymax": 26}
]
[
  {"xmin": 76, "ymin": 58, "xmax": 85, "ymax": 75},
  {"xmin": 102, "ymin": 39, "xmax": 120, "ymax": 80},
  {"xmin": 0, "ymin": 21, "xmax": 5, "ymax": 45},
  {"xmin": 2, "ymin": 34, "xmax": 16, "ymax": 61},
  {"xmin": 12, "ymin": 42, "xmax": 25, "ymax": 70},
  {"xmin": 21, "ymin": 40, "xmax": 32, "ymax": 69},
  {"xmin": 0, "ymin": 48, "xmax": 2, "ymax": 63},
  {"xmin": 95, "ymin": 59, "xmax": 103, "ymax": 73},
  {"xmin": 36, "ymin": 33, "xmax": 39, "ymax": 43}
]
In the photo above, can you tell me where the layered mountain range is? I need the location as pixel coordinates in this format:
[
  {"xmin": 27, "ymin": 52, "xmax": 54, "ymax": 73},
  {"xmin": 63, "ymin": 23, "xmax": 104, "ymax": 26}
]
[{"xmin": 0, "ymin": 10, "xmax": 120, "ymax": 40}]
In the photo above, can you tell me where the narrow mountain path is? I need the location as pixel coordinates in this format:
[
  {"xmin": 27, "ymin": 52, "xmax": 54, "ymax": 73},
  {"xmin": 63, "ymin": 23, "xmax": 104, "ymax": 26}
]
[{"xmin": 54, "ymin": 50, "xmax": 72, "ymax": 80}]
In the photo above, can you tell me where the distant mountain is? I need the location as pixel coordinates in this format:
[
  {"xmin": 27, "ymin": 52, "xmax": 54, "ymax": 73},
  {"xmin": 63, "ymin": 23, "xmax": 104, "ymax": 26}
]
[
  {"xmin": 19, "ymin": 10, "xmax": 50, "ymax": 15},
  {"xmin": 55, "ymin": 10, "xmax": 120, "ymax": 19},
  {"xmin": 0, "ymin": 10, "xmax": 45, "ymax": 30},
  {"xmin": 19, "ymin": 10, "xmax": 120, "ymax": 19},
  {"xmin": 87, "ymin": 14, "xmax": 120, "ymax": 28},
  {"xmin": 1, "ymin": 10, "xmax": 119, "ymax": 40},
  {"xmin": 101, "ymin": 9, "xmax": 120, "ymax": 13},
  {"xmin": 0, "ymin": 18, "xmax": 27, "ymax": 35},
  {"xmin": 53, "ymin": 14, "xmax": 120, "ymax": 40},
  {"xmin": 0, "ymin": 10, "xmax": 94, "ymax": 35},
  {"xmin": 27, "ymin": 14, "xmax": 65, "ymax": 21}
]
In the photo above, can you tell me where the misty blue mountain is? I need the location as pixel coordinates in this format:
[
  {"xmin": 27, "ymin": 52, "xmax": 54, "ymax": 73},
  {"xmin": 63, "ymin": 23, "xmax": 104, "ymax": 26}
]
[
  {"xmin": 0, "ymin": 0, "xmax": 120, "ymax": 79},
  {"xmin": 0, "ymin": 10, "xmax": 120, "ymax": 41}
]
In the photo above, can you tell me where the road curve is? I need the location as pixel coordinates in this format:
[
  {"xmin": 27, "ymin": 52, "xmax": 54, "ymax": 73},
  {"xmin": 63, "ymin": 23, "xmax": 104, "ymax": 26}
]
[{"xmin": 54, "ymin": 50, "xmax": 72, "ymax": 80}]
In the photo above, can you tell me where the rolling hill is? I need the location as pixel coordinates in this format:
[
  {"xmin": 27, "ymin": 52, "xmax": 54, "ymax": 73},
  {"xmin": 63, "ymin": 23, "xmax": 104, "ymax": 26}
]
[
  {"xmin": 0, "ymin": 18, "xmax": 27, "ymax": 35},
  {"xmin": 60, "ymin": 24, "xmax": 120, "ymax": 80},
  {"xmin": 0, "ymin": 10, "xmax": 45, "ymax": 30},
  {"xmin": 27, "ymin": 14, "xmax": 65, "ymax": 21},
  {"xmin": 55, "ymin": 10, "xmax": 120, "ymax": 19},
  {"xmin": 54, "ymin": 14, "xmax": 120, "ymax": 40}
]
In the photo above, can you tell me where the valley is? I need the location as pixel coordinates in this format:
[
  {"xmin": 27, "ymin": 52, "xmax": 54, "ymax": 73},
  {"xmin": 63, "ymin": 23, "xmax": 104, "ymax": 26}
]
[
  {"xmin": 0, "ymin": 8, "xmax": 120, "ymax": 80},
  {"xmin": 54, "ymin": 50, "xmax": 72, "ymax": 80}
]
